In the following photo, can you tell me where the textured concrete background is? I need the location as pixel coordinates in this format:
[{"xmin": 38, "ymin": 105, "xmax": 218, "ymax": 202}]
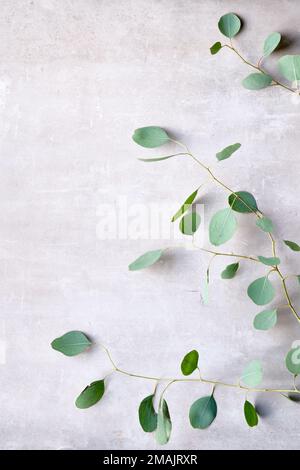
[{"xmin": 1, "ymin": 0, "xmax": 300, "ymax": 450}]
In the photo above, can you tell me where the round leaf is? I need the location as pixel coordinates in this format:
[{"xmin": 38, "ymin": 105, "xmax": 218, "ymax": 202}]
[
  {"xmin": 210, "ymin": 41, "xmax": 222, "ymax": 55},
  {"xmin": 228, "ymin": 191, "xmax": 258, "ymax": 213},
  {"xmin": 242, "ymin": 73, "xmax": 272, "ymax": 90},
  {"xmin": 286, "ymin": 347, "xmax": 300, "ymax": 375},
  {"xmin": 209, "ymin": 208, "xmax": 237, "ymax": 246},
  {"xmin": 181, "ymin": 350, "xmax": 199, "ymax": 376},
  {"xmin": 129, "ymin": 249, "xmax": 164, "ymax": 271},
  {"xmin": 155, "ymin": 399, "xmax": 172, "ymax": 445},
  {"xmin": 216, "ymin": 143, "xmax": 241, "ymax": 161},
  {"xmin": 138, "ymin": 394, "xmax": 157, "ymax": 432},
  {"xmin": 179, "ymin": 212, "xmax": 201, "ymax": 236},
  {"xmin": 284, "ymin": 240, "xmax": 300, "ymax": 252},
  {"xmin": 263, "ymin": 32, "xmax": 281, "ymax": 57},
  {"xmin": 241, "ymin": 360, "xmax": 263, "ymax": 387},
  {"xmin": 218, "ymin": 13, "xmax": 241, "ymax": 38},
  {"xmin": 247, "ymin": 276, "xmax": 275, "ymax": 306},
  {"xmin": 132, "ymin": 126, "xmax": 170, "ymax": 148},
  {"xmin": 221, "ymin": 262, "xmax": 239, "ymax": 279},
  {"xmin": 256, "ymin": 217, "xmax": 273, "ymax": 233},
  {"xmin": 278, "ymin": 55, "xmax": 300, "ymax": 82},
  {"xmin": 244, "ymin": 401, "xmax": 259, "ymax": 427},
  {"xmin": 75, "ymin": 380, "xmax": 105, "ymax": 409},
  {"xmin": 51, "ymin": 331, "xmax": 92, "ymax": 357},
  {"xmin": 258, "ymin": 256, "xmax": 280, "ymax": 266},
  {"xmin": 189, "ymin": 395, "xmax": 217, "ymax": 429},
  {"xmin": 253, "ymin": 308, "xmax": 277, "ymax": 330}
]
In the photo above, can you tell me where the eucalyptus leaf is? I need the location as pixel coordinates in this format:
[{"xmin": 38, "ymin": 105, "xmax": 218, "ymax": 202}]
[
  {"xmin": 253, "ymin": 308, "xmax": 277, "ymax": 330},
  {"xmin": 51, "ymin": 331, "xmax": 92, "ymax": 356},
  {"xmin": 244, "ymin": 400, "xmax": 259, "ymax": 427},
  {"xmin": 202, "ymin": 275, "xmax": 209, "ymax": 305},
  {"xmin": 189, "ymin": 395, "xmax": 217, "ymax": 429},
  {"xmin": 75, "ymin": 380, "xmax": 105, "ymax": 409},
  {"xmin": 155, "ymin": 399, "xmax": 172, "ymax": 445},
  {"xmin": 228, "ymin": 191, "xmax": 258, "ymax": 213},
  {"xmin": 284, "ymin": 240, "xmax": 300, "ymax": 252},
  {"xmin": 247, "ymin": 276, "xmax": 275, "ymax": 306},
  {"xmin": 210, "ymin": 41, "xmax": 222, "ymax": 55},
  {"xmin": 133, "ymin": 126, "xmax": 170, "ymax": 148},
  {"xmin": 129, "ymin": 249, "xmax": 164, "ymax": 271},
  {"xmin": 216, "ymin": 143, "xmax": 241, "ymax": 161},
  {"xmin": 179, "ymin": 212, "xmax": 201, "ymax": 236},
  {"xmin": 241, "ymin": 360, "xmax": 263, "ymax": 387},
  {"xmin": 278, "ymin": 55, "xmax": 300, "ymax": 82},
  {"xmin": 286, "ymin": 347, "xmax": 300, "ymax": 375},
  {"xmin": 209, "ymin": 208, "xmax": 237, "ymax": 246},
  {"xmin": 171, "ymin": 189, "xmax": 198, "ymax": 222},
  {"xmin": 181, "ymin": 350, "xmax": 199, "ymax": 376},
  {"xmin": 221, "ymin": 262, "xmax": 239, "ymax": 279},
  {"xmin": 138, "ymin": 394, "xmax": 157, "ymax": 432},
  {"xmin": 263, "ymin": 32, "xmax": 281, "ymax": 57},
  {"xmin": 218, "ymin": 13, "xmax": 241, "ymax": 38},
  {"xmin": 256, "ymin": 217, "xmax": 273, "ymax": 233},
  {"xmin": 242, "ymin": 73, "xmax": 272, "ymax": 90},
  {"xmin": 138, "ymin": 153, "xmax": 185, "ymax": 163},
  {"xmin": 258, "ymin": 256, "xmax": 280, "ymax": 266}
]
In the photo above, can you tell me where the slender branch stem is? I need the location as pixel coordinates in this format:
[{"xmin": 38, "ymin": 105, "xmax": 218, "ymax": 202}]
[{"xmin": 199, "ymin": 247, "xmax": 259, "ymax": 263}]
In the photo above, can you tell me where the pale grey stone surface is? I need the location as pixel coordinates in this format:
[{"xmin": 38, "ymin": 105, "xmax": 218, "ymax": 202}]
[{"xmin": 1, "ymin": 0, "xmax": 300, "ymax": 450}]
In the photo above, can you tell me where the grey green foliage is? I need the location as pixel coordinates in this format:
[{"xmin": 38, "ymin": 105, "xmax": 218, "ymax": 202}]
[
  {"xmin": 189, "ymin": 395, "xmax": 217, "ymax": 429},
  {"xmin": 286, "ymin": 347, "xmax": 300, "ymax": 375},
  {"xmin": 228, "ymin": 191, "xmax": 258, "ymax": 213},
  {"xmin": 172, "ymin": 189, "xmax": 198, "ymax": 222},
  {"xmin": 258, "ymin": 256, "xmax": 280, "ymax": 266},
  {"xmin": 216, "ymin": 143, "xmax": 241, "ymax": 161},
  {"xmin": 209, "ymin": 208, "xmax": 237, "ymax": 246},
  {"xmin": 51, "ymin": 331, "xmax": 91, "ymax": 356},
  {"xmin": 263, "ymin": 32, "xmax": 281, "ymax": 57},
  {"xmin": 244, "ymin": 401, "xmax": 259, "ymax": 427},
  {"xmin": 179, "ymin": 212, "xmax": 201, "ymax": 236},
  {"xmin": 218, "ymin": 13, "xmax": 241, "ymax": 38},
  {"xmin": 253, "ymin": 309, "xmax": 277, "ymax": 331},
  {"xmin": 75, "ymin": 380, "xmax": 105, "ymax": 409},
  {"xmin": 139, "ymin": 395, "xmax": 157, "ymax": 432},
  {"xmin": 155, "ymin": 399, "xmax": 172, "ymax": 445},
  {"xmin": 242, "ymin": 73, "xmax": 272, "ymax": 90},
  {"xmin": 181, "ymin": 350, "xmax": 199, "ymax": 376},
  {"xmin": 133, "ymin": 126, "xmax": 170, "ymax": 148},
  {"xmin": 284, "ymin": 240, "xmax": 300, "ymax": 252},
  {"xmin": 221, "ymin": 262, "xmax": 239, "ymax": 279},
  {"xmin": 247, "ymin": 276, "xmax": 275, "ymax": 305},
  {"xmin": 129, "ymin": 249, "xmax": 164, "ymax": 271},
  {"xmin": 256, "ymin": 217, "xmax": 273, "ymax": 233},
  {"xmin": 241, "ymin": 360, "xmax": 263, "ymax": 387},
  {"xmin": 278, "ymin": 55, "xmax": 300, "ymax": 81}
]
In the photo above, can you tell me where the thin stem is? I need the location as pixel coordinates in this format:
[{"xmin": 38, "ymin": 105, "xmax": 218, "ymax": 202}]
[{"xmin": 200, "ymin": 247, "xmax": 259, "ymax": 263}]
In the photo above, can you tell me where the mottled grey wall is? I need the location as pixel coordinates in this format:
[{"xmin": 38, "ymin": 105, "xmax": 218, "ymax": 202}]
[{"xmin": 1, "ymin": 0, "xmax": 300, "ymax": 450}]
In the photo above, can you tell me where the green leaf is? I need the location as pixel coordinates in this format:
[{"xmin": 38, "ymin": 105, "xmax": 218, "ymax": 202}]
[
  {"xmin": 138, "ymin": 153, "xmax": 185, "ymax": 163},
  {"xmin": 75, "ymin": 380, "xmax": 105, "ymax": 409},
  {"xmin": 241, "ymin": 360, "xmax": 263, "ymax": 387},
  {"xmin": 247, "ymin": 276, "xmax": 275, "ymax": 306},
  {"xmin": 221, "ymin": 262, "xmax": 239, "ymax": 279},
  {"xmin": 51, "ymin": 331, "xmax": 92, "ymax": 356},
  {"xmin": 171, "ymin": 189, "xmax": 198, "ymax": 222},
  {"xmin": 228, "ymin": 191, "xmax": 258, "ymax": 213},
  {"xmin": 155, "ymin": 399, "xmax": 172, "ymax": 445},
  {"xmin": 209, "ymin": 208, "xmax": 237, "ymax": 246},
  {"xmin": 132, "ymin": 126, "xmax": 170, "ymax": 148},
  {"xmin": 179, "ymin": 212, "xmax": 201, "ymax": 236},
  {"xmin": 202, "ymin": 274, "xmax": 209, "ymax": 305},
  {"xmin": 181, "ymin": 350, "xmax": 199, "ymax": 376},
  {"xmin": 258, "ymin": 255, "xmax": 280, "ymax": 266},
  {"xmin": 253, "ymin": 308, "xmax": 277, "ymax": 330},
  {"xmin": 263, "ymin": 32, "xmax": 281, "ymax": 57},
  {"xmin": 189, "ymin": 395, "xmax": 217, "ymax": 429},
  {"xmin": 286, "ymin": 347, "xmax": 300, "ymax": 375},
  {"xmin": 129, "ymin": 249, "xmax": 164, "ymax": 271},
  {"xmin": 284, "ymin": 240, "xmax": 300, "ymax": 252},
  {"xmin": 278, "ymin": 55, "xmax": 300, "ymax": 82},
  {"xmin": 242, "ymin": 73, "xmax": 272, "ymax": 90},
  {"xmin": 218, "ymin": 13, "xmax": 241, "ymax": 38},
  {"xmin": 244, "ymin": 401, "xmax": 259, "ymax": 427},
  {"xmin": 138, "ymin": 395, "xmax": 157, "ymax": 432},
  {"xmin": 256, "ymin": 217, "xmax": 273, "ymax": 233},
  {"xmin": 216, "ymin": 143, "xmax": 241, "ymax": 161},
  {"xmin": 210, "ymin": 41, "xmax": 222, "ymax": 55}
]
